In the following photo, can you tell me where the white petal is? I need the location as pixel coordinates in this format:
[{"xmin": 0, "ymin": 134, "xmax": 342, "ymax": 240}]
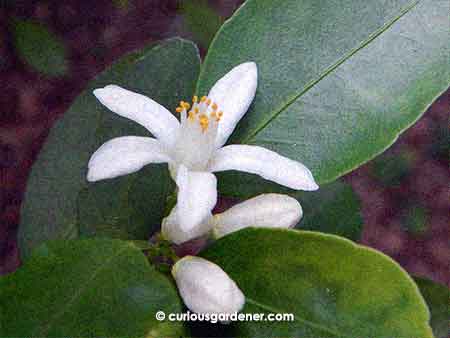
[
  {"xmin": 208, "ymin": 145, "xmax": 319, "ymax": 191},
  {"xmin": 161, "ymin": 206, "xmax": 213, "ymax": 245},
  {"xmin": 87, "ymin": 136, "xmax": 170, "ymax": 182},
  {"xmin": 93, "ymin": 85, "xmax": 180, "ymax": 148},
  {"xmin": 176, "ymin": 165, "xmax": 217, "ymax": 232},
  {"xmin": 207, "ymin": 62, "xmax": 257, "ymax": 148},
  {"xmin": 212, "ymin": 194, "xmax": 302, "ymax": 239},
  {"xmin": 172, "ymin": 256, "xmax": 245, "ymax": 316}
]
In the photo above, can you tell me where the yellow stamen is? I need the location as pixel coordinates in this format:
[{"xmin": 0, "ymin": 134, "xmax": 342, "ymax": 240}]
[
  {"xmin": 200, "ymin": 96, "xmax": 207, "ymax": 103},
  {"xmin": 194, "ymin": 107, "xmax": 199, "ymax": 114},
  {"xmin": 175, "ymin": 107, "xmax": 183, "ymax": 113},
  {"xmin": 199, "ymin": 114, "xmax": 209, "ymax": 132},
  {"xmin": 206, "ymin": 98, "xmax": 211, "ymax": 106},
  {"xmin": 217, "ymin": 111, "xmax": 223, "ymax": 121},
  {"xmin": 212, "ymin": 103, "xmax": 218, "ymax": 111},
  {"xmin": 192, "ymin": 95, "xmax": 198, "ymax": 103},
  {"xmin": 188, "ymin": 110, "xmax": 196, "ymax": 120}
]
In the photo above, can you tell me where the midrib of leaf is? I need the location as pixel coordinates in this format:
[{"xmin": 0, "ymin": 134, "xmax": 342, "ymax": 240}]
[
  {"xmin": 245, "ymin": 298, "xmax": 345, "ymax": 337},
  {"xmin": 34, "ymin": 245, "xmax": 128, "ymax": 336},
  {"xmin": 239, "ymin": 0, "xmax": 420, "ymax": 144}
]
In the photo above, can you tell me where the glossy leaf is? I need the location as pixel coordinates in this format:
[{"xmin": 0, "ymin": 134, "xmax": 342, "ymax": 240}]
[
  {"xmin": 217, "ymin": 173, "xmax": 362, "ymax": 240},
  {"xmin": 197, "ymin": 0, "xmax": 450, "ymax": 189},
  {"xmin": 12, "ymin": 18, "xmax": 68, "ymax": 76},
  {"xmin": 201, "ymin": 228, "xmax": 433, "ymax": 337},
  {"xmin": 415, "ymin": 277, "xmax": 450, "ymax": 338},
  {"xmin": 0, "ymin": 239, "xmax": 184, "ymax": 337},
  {"xmin": 18, "ymin": 38, "xmax": 200, "ymax": 258}
]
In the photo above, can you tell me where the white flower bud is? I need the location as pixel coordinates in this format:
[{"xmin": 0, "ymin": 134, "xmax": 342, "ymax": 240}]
[
  {"xmin": 161, "ymin": 206, "xmax": 212, "ymax": 244},
  {"xmin": 172, "ymin": 256, "xmax": 245, "ymax": 316},
  {"xmin": 212, "ymin": 193, "xmax": 302, "ymax": 239}
]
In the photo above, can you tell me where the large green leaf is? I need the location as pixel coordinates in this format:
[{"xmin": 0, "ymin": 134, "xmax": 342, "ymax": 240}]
[
  {"xmin": 197, "ymin": 0, "xmax": 449, "ymax": 189},
  {"xmin": 12, "ymin": 18, "xmax": 69, "ymax": 76},
  {"xmin": 0, "ymin": 239, "xmax": 184, "ymax": 337},
  {"xmin": 201, "ymin": 229, "xmax": 433, "ymax": 337},
  {"xmin": 18, "ymin": 38, "xmax": 200, "ymax": 258},
  {"xmin": 415, "ymin": 277, "xmax": 450, "ymax": 338},
  {"xmin": 217, "ymin": 173, "xmax": 362, "ymax": 240},
  {"xmin": 77, "ymin": 165, "xmax": 174, "ymax": 240}
]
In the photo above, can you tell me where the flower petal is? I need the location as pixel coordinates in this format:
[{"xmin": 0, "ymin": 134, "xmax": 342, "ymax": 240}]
[
  {"xmin": 207, "ymin": 62, "xmax": 257, "ymax": 148},
  {"xmin": 212, "ymin": 194, "xmax": 302, "ymax": 239},
  {"xmin": 176, "ymin": 165, "xmax": 217, "ymax": 232},
  {"xmin": 208, "ymin": 145, "xmax": 319, "ymax": 191},
  {"xmin": 93, "ymin": 85, "xmax": 180, "ymax": 147},
  {"xmin": 161, "ymin": 205, "xmax": 213, "ymax": 245},
  {"xmin": 172, "ymin": 256, "xmax": 245, "ymax": 316},
  {"xmin": 87, "ymin": 136, "xmax": 170, "ymax": 182}
]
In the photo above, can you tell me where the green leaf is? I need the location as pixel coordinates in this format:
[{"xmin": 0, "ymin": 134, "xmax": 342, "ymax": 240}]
[
  {"xmin": 201, "ymin": 229, "xmax": 433, "ymax": 337},
  {"xmin": 77, "ymin": 165, "xmax": 174, "ymax": 239},
  {"xmin": 179, "ymin": 0, "xmax": 223, "ymax": 48},
  {"xmin": 12, "ymin": 18, "xmax": 69, "ymax": 76},
  {"xmin": 371, "ymin": 149, "xmax": 415, "ymax": 187},
  {"xmin": 296, "ymin": 181, "xmax": 362, "ymax": 241},
  {"xmin": 0, "ymin": 239, "xmax": 184, "ymax": 337},
  {"xmin": 217, "ymin": 173, "xmax": 362, "ymax": 240},
  {"xmin": 197, "ymin": 0, "xmax": 449, "ymax": 189},
  {"xmin": 18, "ymin": 38, "xmax": 201, "ymax": 259},
  {"xmin": 415, "ymin": 277, "xmax": 450, "ymax": 338}
]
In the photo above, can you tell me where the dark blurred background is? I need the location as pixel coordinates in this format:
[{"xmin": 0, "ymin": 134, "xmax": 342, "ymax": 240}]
[{"xmin": 0, "ymin": 0, "xmax": 448, "ymax": 286}]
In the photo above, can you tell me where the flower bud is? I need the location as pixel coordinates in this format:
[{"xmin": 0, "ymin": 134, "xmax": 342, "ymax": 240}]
[
  {"xmin": 212, "ymin": 193, "xmax": 302, "ymax": 238},
  {"xmin": 172, "ymin": 256, "xmax": 245, "ymax": 316}
]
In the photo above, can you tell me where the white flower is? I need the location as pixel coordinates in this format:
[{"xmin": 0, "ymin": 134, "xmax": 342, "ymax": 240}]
[
  {"xmin": 212, "ymin": 193, "xmax": 302, "ymax": 239},
  {"xmin": 172, "ymin": 256, "xmax": 245, "ymax": 316},
  {"xmin": 87, "ymin": 62, "xmax": 318, "ymax": 239},
  {"xmin": 162, "ymin": 193, "xmax": 302, "ymax": 244}
]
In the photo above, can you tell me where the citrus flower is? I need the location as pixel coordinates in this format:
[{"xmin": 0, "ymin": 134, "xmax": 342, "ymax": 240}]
[
  {"xmin": 172, "ymin": 256, "xmax": 245, "ymax": 317},
  {"xmin": 162, "ymin": 193, "xmax": 302, "ymax": 244},
  {"xmin": 87, "ymin": 62, "xmax": 318, "ymax": 234}
]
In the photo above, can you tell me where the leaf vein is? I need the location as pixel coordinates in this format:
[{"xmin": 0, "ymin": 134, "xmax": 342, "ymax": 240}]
[{"xmin": 241, "ymin": 0, "xmax": 420, "ymax": 144}]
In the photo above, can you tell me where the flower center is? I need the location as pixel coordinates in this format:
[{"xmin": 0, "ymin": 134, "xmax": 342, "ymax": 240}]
[
  {"xmin": 170, "ymin": 95, "xmax": 224, "ymax": 173},
  {"xmin": 175, "ymin": 95, "xmax": 223, "ymax": 132}
]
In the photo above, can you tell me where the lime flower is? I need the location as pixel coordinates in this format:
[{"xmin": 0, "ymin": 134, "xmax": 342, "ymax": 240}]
[
  {"xmin": 87, "ymin": 62, "xmax": 318, "ymax": 235},
  {"xmin": 172, "ymin": 256, "xmax": 245, "ymax": 317},
  {"xmin": 162, "ymin": 193, "xmax": 302, "ymax": 244}
]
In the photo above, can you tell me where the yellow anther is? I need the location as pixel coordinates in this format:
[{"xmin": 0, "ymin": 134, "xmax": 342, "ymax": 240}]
[
  {"xmin": 210, "ymin": 111, "xmax": 217, "ymax": 119},
  {"xmin": 175, "ymin": 107, "xmax": 183, "ymax": 113},
  {"xmin": 212, "ymin": 103, "xmax": 218, "ymax": 111},
  {"xmin": 194, "ymin": 107, "xmax": 199, "ymax": 114},
  {"xmin": 192, "ymin": 95, "xmax": 198, "ymax": 103},
  {"xmin": 217, "ymin": 111, "xmax": 223, "ymax": 121},
  {"xmin": 200, "ymin": 96, "xmax": 207, "ymax": 102},
  {"xmin": 206, "ymin": 98, "xmax": 211, "ymax": 106},
  {"xmin": 199, "ymin": 114, "xmax": 209, "ymax": 132},
  {"xmin": 188, "ymin": 110, "xmax": 196, "ymax": 120}
]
